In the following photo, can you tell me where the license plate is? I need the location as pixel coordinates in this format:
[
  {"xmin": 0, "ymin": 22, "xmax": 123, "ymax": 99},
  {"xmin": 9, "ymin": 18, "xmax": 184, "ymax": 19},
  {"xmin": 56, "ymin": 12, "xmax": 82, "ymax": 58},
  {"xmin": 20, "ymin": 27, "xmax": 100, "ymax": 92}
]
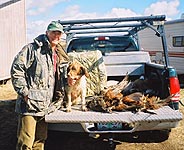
[{"xmin": 97, "ymin": 122, "xmax": 122, "ymax": 130}]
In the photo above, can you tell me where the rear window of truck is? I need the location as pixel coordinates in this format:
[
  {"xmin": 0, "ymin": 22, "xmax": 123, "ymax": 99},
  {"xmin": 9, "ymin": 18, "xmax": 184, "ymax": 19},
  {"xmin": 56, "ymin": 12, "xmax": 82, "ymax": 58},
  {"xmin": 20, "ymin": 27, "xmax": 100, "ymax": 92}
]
[{"xmin": 67, "ymin": 36, "xmax": 139, "ymax": 54}]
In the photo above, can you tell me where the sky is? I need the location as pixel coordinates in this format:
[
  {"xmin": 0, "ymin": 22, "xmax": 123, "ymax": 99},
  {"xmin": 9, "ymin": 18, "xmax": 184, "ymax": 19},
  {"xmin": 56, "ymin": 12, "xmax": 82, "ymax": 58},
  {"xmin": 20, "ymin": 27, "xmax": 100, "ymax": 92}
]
[{"xmin": 25, "ymin": 0, "xmax": 184, "ymax": 42}]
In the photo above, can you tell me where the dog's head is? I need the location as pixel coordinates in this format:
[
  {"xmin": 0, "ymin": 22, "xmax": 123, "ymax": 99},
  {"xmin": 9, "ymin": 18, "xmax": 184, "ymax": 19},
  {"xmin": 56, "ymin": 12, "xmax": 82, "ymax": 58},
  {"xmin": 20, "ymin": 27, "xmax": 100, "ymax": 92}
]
[{"xmin": 67, "ymin": 61, "xmax": 89, "ymax": 86}]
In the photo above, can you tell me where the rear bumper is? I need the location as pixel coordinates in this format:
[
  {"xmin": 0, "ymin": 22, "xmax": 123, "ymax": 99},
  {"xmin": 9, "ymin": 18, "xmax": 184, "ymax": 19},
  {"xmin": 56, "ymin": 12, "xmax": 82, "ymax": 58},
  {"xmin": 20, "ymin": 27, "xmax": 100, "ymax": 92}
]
[{"xmin": 82, "ymin": 120, "xmax": 180, "ymax": 134}]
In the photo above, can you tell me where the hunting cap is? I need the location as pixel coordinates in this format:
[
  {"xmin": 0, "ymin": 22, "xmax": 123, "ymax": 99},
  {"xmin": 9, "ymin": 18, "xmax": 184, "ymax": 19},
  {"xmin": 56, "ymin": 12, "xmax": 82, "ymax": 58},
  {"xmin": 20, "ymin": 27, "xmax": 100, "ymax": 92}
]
[{"xmin": 47, "ymin": 21, "xmax": 64, "ymax": 33}]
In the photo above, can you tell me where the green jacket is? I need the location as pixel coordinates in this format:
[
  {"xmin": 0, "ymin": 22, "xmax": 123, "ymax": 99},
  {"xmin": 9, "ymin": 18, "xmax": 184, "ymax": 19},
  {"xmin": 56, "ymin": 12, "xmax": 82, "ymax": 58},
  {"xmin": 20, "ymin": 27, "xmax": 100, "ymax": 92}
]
[{"xmin": 11, "ymin": 34, "xmax": 69, "ymax": 116}]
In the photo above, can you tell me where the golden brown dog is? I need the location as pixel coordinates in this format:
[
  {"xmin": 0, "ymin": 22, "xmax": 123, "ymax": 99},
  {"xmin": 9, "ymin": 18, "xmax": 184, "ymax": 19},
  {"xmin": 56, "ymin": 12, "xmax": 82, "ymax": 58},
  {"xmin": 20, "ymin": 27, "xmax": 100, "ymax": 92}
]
[{"xmin": 65, "ymin": 61, "xmax": 89, "ymax": 112}]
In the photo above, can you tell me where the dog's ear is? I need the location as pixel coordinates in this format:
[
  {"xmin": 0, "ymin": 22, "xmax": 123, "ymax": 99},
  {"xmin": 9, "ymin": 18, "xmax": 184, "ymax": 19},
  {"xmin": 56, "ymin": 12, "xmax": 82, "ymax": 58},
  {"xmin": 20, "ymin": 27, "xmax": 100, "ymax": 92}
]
[{"xmin": 80, "ymin": 67, "xmax": 89, "ymax": 77}]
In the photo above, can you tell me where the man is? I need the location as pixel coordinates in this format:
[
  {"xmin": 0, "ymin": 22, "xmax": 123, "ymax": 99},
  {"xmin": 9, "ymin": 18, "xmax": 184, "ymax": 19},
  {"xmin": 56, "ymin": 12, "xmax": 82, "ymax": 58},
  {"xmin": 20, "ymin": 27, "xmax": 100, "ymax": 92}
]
[{"xmin": 11, "ymin": 21, "xmax": 69, "ymax": 150}]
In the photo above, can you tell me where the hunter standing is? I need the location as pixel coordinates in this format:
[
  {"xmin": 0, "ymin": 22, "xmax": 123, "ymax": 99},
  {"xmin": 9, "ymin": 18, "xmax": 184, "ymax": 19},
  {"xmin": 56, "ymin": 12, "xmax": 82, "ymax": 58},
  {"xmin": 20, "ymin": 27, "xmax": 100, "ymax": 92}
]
[{"xmin": 11, "ymin": 21, "xmax": 69, "ymax": 150}]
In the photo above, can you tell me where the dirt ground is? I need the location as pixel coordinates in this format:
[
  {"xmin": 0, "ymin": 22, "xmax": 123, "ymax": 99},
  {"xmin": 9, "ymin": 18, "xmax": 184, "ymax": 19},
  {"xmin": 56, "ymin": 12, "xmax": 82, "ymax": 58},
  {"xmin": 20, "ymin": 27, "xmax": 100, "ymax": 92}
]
[{"xmin": 0, "ymin": 80, "xmax": 184, "ymax": 150}]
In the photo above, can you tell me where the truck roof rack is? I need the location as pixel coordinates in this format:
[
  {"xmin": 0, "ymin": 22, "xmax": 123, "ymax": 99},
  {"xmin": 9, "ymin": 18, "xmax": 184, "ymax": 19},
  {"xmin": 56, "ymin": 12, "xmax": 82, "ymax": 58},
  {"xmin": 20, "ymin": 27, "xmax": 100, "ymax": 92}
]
[
  {"xmin": 59, "ymin": 15, "xmax": 165, "ymax": 34},
  {"xmin": 59, "ymin": 15, "xmax": 165, "ymax": 26},
  {"xmin": 59, "ymin": 15, "xmax": 169, "ymax": 67}
]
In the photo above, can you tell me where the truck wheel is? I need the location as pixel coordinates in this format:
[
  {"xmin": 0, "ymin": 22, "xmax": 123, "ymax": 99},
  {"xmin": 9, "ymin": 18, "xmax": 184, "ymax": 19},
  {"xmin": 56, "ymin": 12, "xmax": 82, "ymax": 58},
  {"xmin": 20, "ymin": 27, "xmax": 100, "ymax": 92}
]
[
  {"xmin": 147, "ymin": 129, "xmax": 171, "ymax": 142},
  {"xmin": 129, "ymin": 130, "xmax": 171, "ymax": 142}
]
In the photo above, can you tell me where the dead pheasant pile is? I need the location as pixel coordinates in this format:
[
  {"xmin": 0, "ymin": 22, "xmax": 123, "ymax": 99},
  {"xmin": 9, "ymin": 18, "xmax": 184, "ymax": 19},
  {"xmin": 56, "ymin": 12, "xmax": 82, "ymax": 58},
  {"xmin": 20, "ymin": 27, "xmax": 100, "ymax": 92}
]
[{"xmin": 87, "ymin": 75, "xmax": 171, "ymax": 113}]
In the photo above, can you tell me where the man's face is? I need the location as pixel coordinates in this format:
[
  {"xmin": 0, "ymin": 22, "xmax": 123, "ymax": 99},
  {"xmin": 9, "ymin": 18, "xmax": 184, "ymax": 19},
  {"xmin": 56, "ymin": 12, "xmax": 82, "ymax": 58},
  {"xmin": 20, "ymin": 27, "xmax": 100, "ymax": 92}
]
[{"xmin": 46, "ymin": 31, "xmax": 62, "ymax": 47}]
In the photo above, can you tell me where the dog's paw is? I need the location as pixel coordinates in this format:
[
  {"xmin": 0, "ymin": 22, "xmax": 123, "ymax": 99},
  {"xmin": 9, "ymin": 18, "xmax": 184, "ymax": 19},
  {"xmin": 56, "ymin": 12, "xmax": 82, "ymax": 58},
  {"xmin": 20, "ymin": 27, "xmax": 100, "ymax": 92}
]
[
  {"xmin": 81, "ymin": 105, "xmax": 88, "ymax": 111},
  {"xmin": 66, "ymin": 106, "xmax": 72, "ymax": 112}
]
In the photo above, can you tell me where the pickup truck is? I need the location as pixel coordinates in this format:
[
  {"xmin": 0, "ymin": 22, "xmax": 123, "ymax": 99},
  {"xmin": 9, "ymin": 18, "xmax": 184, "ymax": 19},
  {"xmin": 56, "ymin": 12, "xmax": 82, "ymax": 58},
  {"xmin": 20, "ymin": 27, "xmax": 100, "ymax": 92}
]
[{"xmin": 45, "ymin": 15, "xmax": 182, "ymax": 144}]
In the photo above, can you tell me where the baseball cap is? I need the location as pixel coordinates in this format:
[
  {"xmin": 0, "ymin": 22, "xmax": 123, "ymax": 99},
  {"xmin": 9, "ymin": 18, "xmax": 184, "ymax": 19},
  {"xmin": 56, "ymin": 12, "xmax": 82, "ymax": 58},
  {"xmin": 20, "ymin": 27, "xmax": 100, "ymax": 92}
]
[{"xmin": 47, "ymin": 21, "xmax": 64, "ymax": 33}]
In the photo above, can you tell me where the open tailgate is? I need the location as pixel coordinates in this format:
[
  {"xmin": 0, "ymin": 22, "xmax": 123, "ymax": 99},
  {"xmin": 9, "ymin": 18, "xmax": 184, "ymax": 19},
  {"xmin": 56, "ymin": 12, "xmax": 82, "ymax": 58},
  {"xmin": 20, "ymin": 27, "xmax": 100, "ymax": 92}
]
[{"xmin": 45, "ymin": 106, "xmax": 182, "ymax": 133}]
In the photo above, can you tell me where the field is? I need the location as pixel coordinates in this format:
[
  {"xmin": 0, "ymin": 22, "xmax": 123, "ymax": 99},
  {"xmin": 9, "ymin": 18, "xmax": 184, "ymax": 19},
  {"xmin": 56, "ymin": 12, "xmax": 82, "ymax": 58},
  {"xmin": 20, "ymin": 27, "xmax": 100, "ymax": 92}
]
[{"xmin": 0, "ymin": 80, "xmax": 184, "ymax": 150}]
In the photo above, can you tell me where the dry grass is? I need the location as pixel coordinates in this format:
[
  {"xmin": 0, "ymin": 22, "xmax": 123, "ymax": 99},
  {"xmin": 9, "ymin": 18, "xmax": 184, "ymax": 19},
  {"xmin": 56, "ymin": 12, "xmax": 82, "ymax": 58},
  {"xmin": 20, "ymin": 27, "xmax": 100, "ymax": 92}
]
[{"xmin": 0, "ymin": 80, "xmax": 17, "ymax": 100}]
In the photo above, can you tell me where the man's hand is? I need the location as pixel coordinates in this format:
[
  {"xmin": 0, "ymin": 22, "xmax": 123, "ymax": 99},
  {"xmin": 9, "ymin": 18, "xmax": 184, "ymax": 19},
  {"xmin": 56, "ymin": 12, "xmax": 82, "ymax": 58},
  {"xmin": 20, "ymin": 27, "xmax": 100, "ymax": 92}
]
[{"xmin": 24, "ymin": 95, "xmax": 28, "ymax": 103}]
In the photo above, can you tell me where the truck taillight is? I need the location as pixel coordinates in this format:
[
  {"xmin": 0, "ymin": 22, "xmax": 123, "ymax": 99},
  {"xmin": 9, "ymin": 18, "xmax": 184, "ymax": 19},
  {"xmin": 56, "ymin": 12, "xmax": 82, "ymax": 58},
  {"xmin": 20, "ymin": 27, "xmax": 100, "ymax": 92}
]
[
  {"xmin": 168, "ymin": 68, "xmax": 180, "ymax": 110},
  {"xmin": 94, "ymin": 37, "xmax": 109, "ymax": 41}
]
